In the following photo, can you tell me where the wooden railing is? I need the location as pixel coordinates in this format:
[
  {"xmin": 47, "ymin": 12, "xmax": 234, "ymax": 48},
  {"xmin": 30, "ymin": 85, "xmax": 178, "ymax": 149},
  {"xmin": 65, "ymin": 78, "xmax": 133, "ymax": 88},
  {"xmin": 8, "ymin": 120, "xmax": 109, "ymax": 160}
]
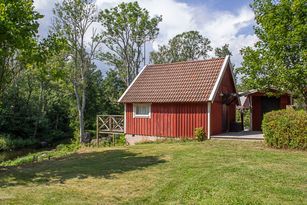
[{"xmin": 96, "ymin": 115, "xmax": 124, "ymax": 136}]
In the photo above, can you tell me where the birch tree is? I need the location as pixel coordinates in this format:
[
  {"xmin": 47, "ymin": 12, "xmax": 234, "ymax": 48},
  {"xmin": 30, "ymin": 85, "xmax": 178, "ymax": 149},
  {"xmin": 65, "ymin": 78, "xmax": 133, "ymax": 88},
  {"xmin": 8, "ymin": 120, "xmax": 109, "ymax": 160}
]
[
  {"xmin": 53, "ymin": 0, "xmax": 101, "ymax": 142},
  {"xmin": 98, "ymin": 2, "xmax": 162, "ymax": 86}
]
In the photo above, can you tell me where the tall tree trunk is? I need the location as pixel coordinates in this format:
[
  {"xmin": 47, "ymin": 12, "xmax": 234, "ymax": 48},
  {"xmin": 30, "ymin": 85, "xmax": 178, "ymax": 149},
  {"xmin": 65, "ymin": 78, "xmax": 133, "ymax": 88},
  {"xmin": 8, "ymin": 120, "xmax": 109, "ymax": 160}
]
[
  {"xmin": 78, "ymin": 107, "xmax": 85, "ymax": 143},
  {"xmin": 73, "ymin": 81, "xmax": 85, "ymax": 143},
  {"xmin": 80, "ymin": 84, "xmax": 86, "ymax": 143}
]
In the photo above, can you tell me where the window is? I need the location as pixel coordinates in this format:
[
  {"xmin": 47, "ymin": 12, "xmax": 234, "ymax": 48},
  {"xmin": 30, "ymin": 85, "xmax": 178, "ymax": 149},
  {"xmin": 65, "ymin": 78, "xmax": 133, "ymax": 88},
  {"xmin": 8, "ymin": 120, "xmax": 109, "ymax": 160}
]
[{"xmin": 133, "ymin": 103, "xmax": 151, "ymax": 118}]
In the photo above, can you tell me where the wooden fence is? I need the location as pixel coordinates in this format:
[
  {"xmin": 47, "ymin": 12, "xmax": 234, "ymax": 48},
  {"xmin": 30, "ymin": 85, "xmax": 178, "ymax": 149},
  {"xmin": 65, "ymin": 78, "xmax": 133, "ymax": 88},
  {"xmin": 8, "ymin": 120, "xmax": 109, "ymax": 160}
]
[{"xmin": 96, "ymin": 115, "xmax": 124, "ymax": 144}]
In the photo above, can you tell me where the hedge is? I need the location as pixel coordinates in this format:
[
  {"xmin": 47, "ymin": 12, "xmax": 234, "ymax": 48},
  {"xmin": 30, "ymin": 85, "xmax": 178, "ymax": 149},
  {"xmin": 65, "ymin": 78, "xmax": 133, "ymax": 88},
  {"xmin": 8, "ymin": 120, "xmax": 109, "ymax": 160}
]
[{"xmin": 262, "ymin": 109, "xmax": 307, "ymax": 150}]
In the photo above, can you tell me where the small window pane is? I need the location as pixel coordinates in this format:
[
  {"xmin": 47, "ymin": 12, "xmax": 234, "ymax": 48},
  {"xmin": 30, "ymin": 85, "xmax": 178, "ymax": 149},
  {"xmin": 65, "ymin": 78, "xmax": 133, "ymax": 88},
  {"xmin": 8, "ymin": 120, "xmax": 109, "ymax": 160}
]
[{"xmin": 135, "ymin": 104, "xmax": 150, "ymax": 115}]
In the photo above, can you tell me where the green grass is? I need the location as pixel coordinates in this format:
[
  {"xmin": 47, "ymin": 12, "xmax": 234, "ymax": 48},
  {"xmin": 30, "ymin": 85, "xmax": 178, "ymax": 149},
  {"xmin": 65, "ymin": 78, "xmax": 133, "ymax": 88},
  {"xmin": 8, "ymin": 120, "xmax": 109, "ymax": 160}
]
[{"xmin": 0, "ymin": 140, "xmax": 306, "ymax": 205}]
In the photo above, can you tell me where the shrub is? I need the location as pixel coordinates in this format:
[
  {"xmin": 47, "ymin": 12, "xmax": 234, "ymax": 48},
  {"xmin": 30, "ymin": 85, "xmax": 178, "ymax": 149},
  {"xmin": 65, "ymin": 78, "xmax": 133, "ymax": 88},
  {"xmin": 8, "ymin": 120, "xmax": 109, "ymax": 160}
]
[
  {"xmin": 0, "ymin": 134, "xmax": 9, "ymax": 151},
  {"xmin": 117, "ymin": 134, "xmax": 126, "ymax": 145},
  {"xmin": 0, "ymin": 134, "xmax": 38, "ymax": 151},
  {"xmin": 262, "ymin": 109, "xmax": 307, "ymax": 149},
  {"xmin": 194, "ymin": 127, "xmax": 206, "ymax": 141}
]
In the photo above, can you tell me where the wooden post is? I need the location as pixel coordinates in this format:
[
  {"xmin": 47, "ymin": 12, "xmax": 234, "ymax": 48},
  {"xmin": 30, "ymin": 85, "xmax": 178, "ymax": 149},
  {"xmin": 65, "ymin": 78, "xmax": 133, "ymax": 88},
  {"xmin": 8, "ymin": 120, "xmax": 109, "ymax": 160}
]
[
  {"xmin": 113, "ymin": 134, "xmax": 115, "ymax": 146},
  {"xmin": 109, "ymin": 117, "xmax": 112, "ymax": 133},
  {"xmin": 240, "ymin": 110, "xmax": 244, "ymax": 131},
  {"xmin": 96, "ymin": 116, "xmax": 99, "ymax": 146}
]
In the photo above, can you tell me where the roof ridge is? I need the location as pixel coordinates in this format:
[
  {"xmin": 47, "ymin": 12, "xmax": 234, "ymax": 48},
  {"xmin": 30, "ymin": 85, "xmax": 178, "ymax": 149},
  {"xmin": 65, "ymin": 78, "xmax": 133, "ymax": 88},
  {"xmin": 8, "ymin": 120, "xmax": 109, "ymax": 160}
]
[{"xmin": 148, "ymin": 57, "xmax": 225, "ymax": 67}]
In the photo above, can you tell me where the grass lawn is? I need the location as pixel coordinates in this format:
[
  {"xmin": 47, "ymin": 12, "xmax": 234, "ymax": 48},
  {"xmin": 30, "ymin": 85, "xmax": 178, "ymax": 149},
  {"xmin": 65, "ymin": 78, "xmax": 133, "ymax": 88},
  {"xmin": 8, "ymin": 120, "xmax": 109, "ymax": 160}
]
[{"xmin": 0, "ymin": 140, "xmax": 306, "ymax": 205}]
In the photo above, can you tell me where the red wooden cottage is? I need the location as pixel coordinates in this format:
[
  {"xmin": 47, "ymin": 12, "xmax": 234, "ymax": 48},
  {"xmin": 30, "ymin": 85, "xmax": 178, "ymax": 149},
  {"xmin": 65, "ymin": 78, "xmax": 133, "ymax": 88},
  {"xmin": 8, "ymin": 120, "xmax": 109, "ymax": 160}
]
[{"xmin": 118, "ymin": 56, "xmax": 238, "ymax": 144}]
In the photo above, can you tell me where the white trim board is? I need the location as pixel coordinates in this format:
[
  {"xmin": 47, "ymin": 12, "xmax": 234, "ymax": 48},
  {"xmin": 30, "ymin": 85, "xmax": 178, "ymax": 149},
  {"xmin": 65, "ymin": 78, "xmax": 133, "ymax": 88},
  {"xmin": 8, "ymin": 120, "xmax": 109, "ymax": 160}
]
[
  {"xmin": 208, "ymin": 55, "xmax": 230, "ymax": 102},
  {"xmin": 228, "ymin": 60, "xmax": 241, "ymax": 106},
  {"xmin": 118, "ymin": 65, "xmax": 148, "ymax": 103},
  {"xmin": 207, "ymin": 102, "xmax": 211, "ymax": 139}
]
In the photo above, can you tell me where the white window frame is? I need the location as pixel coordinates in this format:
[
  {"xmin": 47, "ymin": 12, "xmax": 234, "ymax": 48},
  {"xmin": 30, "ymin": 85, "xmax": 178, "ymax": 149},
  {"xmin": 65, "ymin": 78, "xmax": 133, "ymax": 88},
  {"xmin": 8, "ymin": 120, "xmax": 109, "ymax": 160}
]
[{"xmin": 133, "ymin": 103, "xmax": 151, "ymax": 118}]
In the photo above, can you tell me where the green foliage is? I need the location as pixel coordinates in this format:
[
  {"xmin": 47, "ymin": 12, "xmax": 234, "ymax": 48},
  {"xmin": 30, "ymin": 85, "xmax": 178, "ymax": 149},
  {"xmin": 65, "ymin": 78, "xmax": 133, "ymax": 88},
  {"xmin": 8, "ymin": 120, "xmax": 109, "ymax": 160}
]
[
  {"xmin": 53, "ymin": 0, "xmax": 103, "ymax": 141},
  {"xmin": 194, "ymin": 127, "xmax": 206, "ymax": 141},
  {"xmin": 0, "ymin": 0, "xmax": 42, "ymax": 93},
  {"xmin": 239, "ymin": 0, "xmax": 307, "ymax": 105},
  {"xmin": 103, "ymin": 69, "xmax": 126, "ymax": 114},
  {"xmin": 150, "ymin": 31, "xmax": 212, "ymax": 64},
  {"xmin": 0, "ymin": 61, "xmax": 73, "ymax": 142},
  {"xmin": 262, "ymin": 109, "xmax": 307, "ymax": 149},
  {"xmin": 99, "ymin": 1, "xmax": 162, "ymax": 85},
  {"xmin": 117, "ymin": 134, "xmax": 126, "ymax": 146},
  {"xmin": 214, "ymin": 44, "xmax": 232, "ymax": 58},
  {"xmin": 0, "ymin": 134, "xmax": 38, "ymax": 151}
]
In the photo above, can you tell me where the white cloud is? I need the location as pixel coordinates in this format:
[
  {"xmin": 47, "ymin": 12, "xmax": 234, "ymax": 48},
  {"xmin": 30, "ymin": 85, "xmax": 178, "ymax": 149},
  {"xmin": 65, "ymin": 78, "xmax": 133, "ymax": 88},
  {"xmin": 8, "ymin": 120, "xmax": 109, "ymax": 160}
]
[{"xmin": 33, "ymin": 0, "xmax": 258, "ymax": 66}]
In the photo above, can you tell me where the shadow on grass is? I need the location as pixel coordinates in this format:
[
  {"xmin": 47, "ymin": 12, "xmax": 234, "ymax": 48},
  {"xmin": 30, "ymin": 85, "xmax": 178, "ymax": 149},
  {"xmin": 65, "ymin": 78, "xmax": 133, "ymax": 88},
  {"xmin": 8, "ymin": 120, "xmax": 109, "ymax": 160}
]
[{"xmin": 0, "ymin": 149, "xmax": 166, "ymax": 187}]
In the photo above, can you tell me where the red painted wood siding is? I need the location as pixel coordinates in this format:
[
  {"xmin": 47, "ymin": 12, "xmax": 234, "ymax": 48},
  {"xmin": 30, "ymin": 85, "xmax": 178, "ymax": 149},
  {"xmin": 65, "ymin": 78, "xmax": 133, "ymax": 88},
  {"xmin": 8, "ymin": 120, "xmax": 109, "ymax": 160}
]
[
  {"xmin": 211, "ymin": 65, "xmax": 237, "ymax": 134},
  {"xmin": 126, "ymin": 103, "xmax": 207, "ymax": 138},
  {"xmin": 280, "ymin": 95, "xmax": 290, "ymax": 108},
  {"xmin": 251, "ymin": 96, "xmax": 262, "ymax": 131},
  {"xmin": 251, "ymin": 94, "xmax": 291, "ymax": 131}
]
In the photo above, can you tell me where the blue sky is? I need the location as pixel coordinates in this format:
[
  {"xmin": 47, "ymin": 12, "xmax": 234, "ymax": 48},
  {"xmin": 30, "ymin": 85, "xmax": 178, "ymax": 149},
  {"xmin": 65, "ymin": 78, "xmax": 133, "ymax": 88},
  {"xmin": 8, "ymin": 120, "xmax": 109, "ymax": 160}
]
[{"xmin": 34, "ymin": 0, "xmax": 257, "ymax": 67}]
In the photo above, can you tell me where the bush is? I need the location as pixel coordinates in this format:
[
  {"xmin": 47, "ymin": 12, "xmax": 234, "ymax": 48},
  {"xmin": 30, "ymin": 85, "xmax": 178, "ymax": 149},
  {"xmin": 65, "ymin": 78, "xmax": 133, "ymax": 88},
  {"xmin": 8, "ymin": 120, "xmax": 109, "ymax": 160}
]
[
  {"xmin": 0, "ymin": 134, "xmax": 38, "ymax": 151},
  {"xmin": 262, "ymin": 109, "xmax": 307, "ymax": 149},
  {"xmin": 194, "ymin": 127, "xmax": 206, "ymax": 141},
  {"xmin": 117, "ymin": 134, "xmax": 126, "ymax": 145},
  {"xmin": 0, "ymin": 135, "xmax": 9, "ymax": 151}
]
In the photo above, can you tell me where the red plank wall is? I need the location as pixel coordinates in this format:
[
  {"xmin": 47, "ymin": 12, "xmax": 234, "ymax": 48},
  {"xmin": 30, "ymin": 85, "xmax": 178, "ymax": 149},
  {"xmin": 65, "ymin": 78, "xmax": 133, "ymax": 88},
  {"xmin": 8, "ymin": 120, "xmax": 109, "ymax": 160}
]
[
  {"xmin": 126, "ymin": 103, "xmax": 207, "ymax": 138},
  {"xmin": 251, "ymin": 94, "xmax": 291, "ymax": 131},
  {"xmin": 251, "ymin": 96, "xmax": 262, "ymax": 131},
  {"xmin": 280, "ymin": 95, "xmax": 290, "ymax": 108},
  {"xmin": 211, "ymin": 65, "xmax": 237, "ymax": 135}
]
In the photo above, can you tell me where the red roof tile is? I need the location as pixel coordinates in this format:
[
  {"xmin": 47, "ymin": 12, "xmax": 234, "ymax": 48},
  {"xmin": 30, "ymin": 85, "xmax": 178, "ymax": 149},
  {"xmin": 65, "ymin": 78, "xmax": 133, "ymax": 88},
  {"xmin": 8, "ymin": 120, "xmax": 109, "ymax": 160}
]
[{"xmin": 119, "ymin": 58, "xmax": 226, "ymax": 103}]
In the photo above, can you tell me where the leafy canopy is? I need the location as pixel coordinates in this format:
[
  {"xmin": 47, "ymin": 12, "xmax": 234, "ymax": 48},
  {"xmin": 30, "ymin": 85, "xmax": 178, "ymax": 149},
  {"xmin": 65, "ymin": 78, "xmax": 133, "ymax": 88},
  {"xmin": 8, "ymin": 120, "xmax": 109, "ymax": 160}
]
[
  {"xmin": 0, "ymin": 0, "xmax": 42, "ymax": 93},
  {"xmin": 215, "ymin": 44, "xmax": 232, "ymax": 58},
  {"xmin": 239, "ymin": 0, "xmax": 307, "ymax": 105},
  {"xmin": 99, "ymin": 2, "xmax": 162, "ymax": 85},
  {"xmin": 150, "ymin": 31, "xmax": 212, "ymax": 64}
]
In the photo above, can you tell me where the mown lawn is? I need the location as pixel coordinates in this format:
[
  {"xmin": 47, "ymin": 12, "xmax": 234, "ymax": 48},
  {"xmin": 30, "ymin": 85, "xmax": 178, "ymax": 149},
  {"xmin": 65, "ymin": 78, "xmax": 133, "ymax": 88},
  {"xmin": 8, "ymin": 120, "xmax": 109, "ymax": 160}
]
[{"xmin": 0, "ymin": 140, "xmax": 306, "ymax": 205}]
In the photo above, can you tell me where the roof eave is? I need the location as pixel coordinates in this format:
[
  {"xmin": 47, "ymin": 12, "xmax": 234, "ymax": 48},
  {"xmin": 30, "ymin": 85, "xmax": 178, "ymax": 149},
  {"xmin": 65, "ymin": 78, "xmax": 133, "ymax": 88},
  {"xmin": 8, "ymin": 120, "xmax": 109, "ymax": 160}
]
[
  {"xmin": 208, "ymin": 55, "xmax": 230, "ymax": 102},
  {"xmin": 118, "ymin": 65, "xmax": 148, "ymax": 103}
]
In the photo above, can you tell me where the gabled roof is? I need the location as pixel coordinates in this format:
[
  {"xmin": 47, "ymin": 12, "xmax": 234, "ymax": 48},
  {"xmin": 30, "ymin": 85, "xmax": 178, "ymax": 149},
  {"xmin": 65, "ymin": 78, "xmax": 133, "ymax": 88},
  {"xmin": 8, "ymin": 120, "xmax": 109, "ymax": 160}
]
[
  {"xmin": 119, "ymin": 56, "xmax": 232, "ymax": 103},
  {"xmin": 239, "ymin": 88, "xmax": 292, "ymax": 97}
]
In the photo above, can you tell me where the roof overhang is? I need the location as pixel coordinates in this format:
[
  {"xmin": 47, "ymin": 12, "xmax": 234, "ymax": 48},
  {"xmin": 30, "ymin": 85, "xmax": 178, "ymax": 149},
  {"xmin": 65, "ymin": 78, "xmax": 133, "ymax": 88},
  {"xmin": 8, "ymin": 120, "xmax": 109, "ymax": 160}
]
[
  {"xmin": 208, "ymin": 55, "xmax": 240, "ymax": 105},
  {"xmin": 118, "ymin": 65, "xmax": 148, "ymax": 103}
]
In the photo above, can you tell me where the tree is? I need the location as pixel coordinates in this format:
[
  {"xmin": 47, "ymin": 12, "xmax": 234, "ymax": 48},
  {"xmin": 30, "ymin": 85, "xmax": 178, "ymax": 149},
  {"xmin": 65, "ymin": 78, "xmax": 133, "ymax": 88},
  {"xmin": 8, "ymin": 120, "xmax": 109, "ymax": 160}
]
[
  {"xmin": 84, "ymin": 68, "xmax": 107, "ymax": 130},
  {"xmin": 98, "ymin": 2, "xmax": 162, "ymax": 86},
  {"xmin": 0, "ymin": 36, "xmax": 72, "ymax": 141},
  {"xmin": 0, "ymin": 0, "xmax": 42, "ymax": 94},
  {"xmin": 103, "ymin": 69, "xmax": 126, "ymax": 114},
  {"xmin": 215, "ymin": 44, "xmax": 232, "ymax": 58},
  {"xmin": 53, "ymin": 0, "xmax": 102, "ymax": 142},
  {"xmin": 214, "ymin": 44, "xmax": 239, "ymax": 83},
  {"xmin": 150, "ymin": 31, "xmax": 212, "ymax": 64},
  {"xmin": 239, "ymin": 0, "xmax": 307, "ymax": 106}
]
